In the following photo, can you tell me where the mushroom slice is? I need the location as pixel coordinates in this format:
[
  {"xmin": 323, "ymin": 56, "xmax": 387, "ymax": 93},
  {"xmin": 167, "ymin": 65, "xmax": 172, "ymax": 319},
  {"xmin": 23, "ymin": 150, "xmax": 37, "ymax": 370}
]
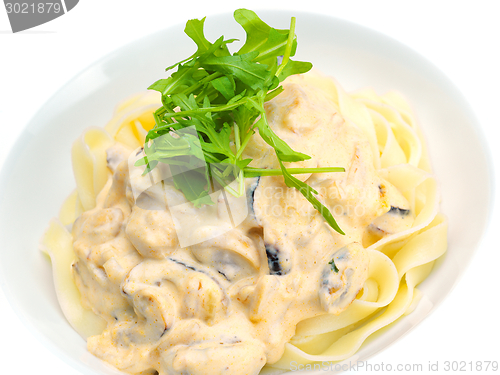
[
  {"xmin": 159, "ymin": 337, "xmax": 266, "ymax": 375},
  {"xmin": 123, "ymin": 258, "xmax": 229, "ymax": 329},
  {"xmin": 242, "ymin": 177, "xmax": 261, "ymax": 228},
  {"xmin": 319, "ymin": 242, "xmax": 369, "ymax": 315},
  {"xmin": 247, "ymin": 275, "xmax": 294, "ymax": 323},
  {"xmin": 130, "ymin": 288, "xmax": 177, "ymax": 343},
  {"xmin": 370, "ymin": 204, "xmax": 414, "ymax": 234},
  {"xmin": 190, "ymin": 229, "xmax": 261, "ymax": 281},
  {"xmin": 121, "ymin": 260, "xmax": 180, "ymax": 342},
  {"xmin": 265, "ymin": 241, "xmax": 295, "ymax": 276},
  {"xmin": 367, "ymin": 182, "xmax": 415, "ymax": 242},
  {"xmin": 74, "ymin": 208, "xmax": 124, "ymax": 247},
  {"xmin": 125, "ymin": 205, "xmax": 178, "ymax": 259},
  {"xmin": 180, "ymin": 272, "xmax": 228, "ymax": 324},
  {"xmin": 106, "ymin": 143, "xmax": 132, "ymax": 173}
]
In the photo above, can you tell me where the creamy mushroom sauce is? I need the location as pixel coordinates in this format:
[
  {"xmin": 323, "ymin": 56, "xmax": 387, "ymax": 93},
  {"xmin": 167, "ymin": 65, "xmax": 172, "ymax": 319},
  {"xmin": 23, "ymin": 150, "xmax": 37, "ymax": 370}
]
[{"xmin": 72, "ymin": 72, "xmax": 414, "ymax": 375}]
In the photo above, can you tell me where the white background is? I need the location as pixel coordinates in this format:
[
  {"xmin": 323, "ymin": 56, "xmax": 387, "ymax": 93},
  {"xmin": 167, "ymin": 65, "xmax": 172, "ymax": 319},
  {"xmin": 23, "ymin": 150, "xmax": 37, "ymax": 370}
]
[{"xmin": 0, "ymin": 1, "xmax": 499, "ymax": 374}]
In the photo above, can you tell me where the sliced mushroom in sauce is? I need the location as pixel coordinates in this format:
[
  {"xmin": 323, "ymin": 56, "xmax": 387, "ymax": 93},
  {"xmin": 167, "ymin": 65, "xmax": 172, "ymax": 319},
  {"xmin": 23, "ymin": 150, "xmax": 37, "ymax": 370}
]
[
  {"xmin": 159, "ymin": 336, "xmax": 266, "ymax": 375},
  {"xmin": 190, "ymin": 229, "xmax": 262, "ymax": 281},
  {"xmin": 265, "ymin": 243, "xmax": 292, "ymax": 276},
  {"xmin": 122, "ymin": 257, "xmax": 229, "ymax": 330},
  {"xmin": 319, "ymin": 242, "xmax": 369, "ymax": 315},
  {"xmin": 364, "ymin": 182, "xmax": 415, "ymax": 245}
]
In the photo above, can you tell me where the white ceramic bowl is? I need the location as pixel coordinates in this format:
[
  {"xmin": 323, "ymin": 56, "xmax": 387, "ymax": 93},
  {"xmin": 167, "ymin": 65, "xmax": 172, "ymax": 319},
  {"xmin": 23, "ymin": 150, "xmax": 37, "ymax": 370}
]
[{"xmin": 0, "ymin": 10, "xmax": 493, "ymax": 375}]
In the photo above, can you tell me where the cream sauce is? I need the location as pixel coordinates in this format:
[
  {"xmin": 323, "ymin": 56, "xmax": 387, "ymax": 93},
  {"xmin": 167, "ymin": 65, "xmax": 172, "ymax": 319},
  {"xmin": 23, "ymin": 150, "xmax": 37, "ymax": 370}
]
[{"xmin": 72, "ymin": 72, "xmax": 413, "ymax": 375}]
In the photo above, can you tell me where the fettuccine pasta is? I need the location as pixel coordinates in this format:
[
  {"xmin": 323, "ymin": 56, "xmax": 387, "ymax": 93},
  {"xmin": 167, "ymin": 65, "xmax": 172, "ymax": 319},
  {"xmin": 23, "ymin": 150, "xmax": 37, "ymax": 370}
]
[{"xmin": 41, "ymin": 69, "xmax": 447, "ymax": 375}]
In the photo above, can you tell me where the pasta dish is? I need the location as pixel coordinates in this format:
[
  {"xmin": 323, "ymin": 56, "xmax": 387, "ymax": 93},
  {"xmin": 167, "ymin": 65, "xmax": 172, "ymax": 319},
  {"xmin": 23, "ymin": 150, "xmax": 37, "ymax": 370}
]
[{"xmin": 40, "ymin": 9, "xmax": 447, "ymax": 375}]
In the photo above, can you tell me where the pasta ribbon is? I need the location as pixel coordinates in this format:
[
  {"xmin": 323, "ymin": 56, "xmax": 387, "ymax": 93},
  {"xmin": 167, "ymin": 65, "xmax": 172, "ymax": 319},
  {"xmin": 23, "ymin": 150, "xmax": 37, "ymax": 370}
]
[
  {"xmin": 40, "ymin": 219, "xmax": 107, "ymax": 338},
  {"xmin": 71, "ymin": 127, "xmax": 114, "ymax": 211}
]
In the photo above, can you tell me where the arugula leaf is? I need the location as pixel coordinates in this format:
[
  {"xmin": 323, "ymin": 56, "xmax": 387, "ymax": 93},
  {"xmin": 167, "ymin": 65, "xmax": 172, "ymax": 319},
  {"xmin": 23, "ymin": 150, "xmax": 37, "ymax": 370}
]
[
  {"xmin": 203, "ymin": 52, "xmax": 270, "ymax": 90},
  {"xmin": 184, "ymin": 17, "xmax": 213, "ymax": 55},
  {"xmin": 211, "ymin": 76, "xmax": 235, "ymax": 100},
  {"xmin": 235, "ymin": 9, "xmax": 294, "ymax": 64},
  {"xmin": 277, "ymin": 59, "xmax": 313, "ymax": 82},
  {"xmin": 278, "ymin": 160, "xmax": 345, "ymax": 235},
  {"xmin": 170, "ymin": 167, "xmax": 214, "ymax": 207},
  {"xmin": 254, "ymin": 115, "xmax": 310, "ymax": 162},
  {"xmin": 137, "ymin": 9, "xmax": 346, "ymax": 234}
]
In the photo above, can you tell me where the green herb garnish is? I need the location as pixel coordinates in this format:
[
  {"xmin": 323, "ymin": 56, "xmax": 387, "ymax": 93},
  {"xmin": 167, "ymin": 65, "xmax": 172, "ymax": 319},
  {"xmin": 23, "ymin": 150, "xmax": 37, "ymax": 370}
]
[
  {"xmin": 136, "ymin": 9, "xmax": 345, "ymax": 235},
  {"xmin": 329, "ymin": 258, "xmax": 340, "ymax": 273}
]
